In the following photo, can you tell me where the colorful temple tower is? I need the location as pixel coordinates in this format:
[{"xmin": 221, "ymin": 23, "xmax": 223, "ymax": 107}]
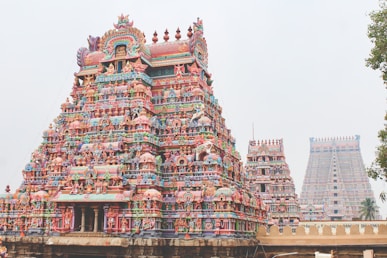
[
  {"xmin": 0, "ymin": 15, "xmax": 266, "ymax": 239},
  {"xmin": 245, "ymin": 139, "xmax": 300, "ymax": 227},
  {"xmin": 299, "ymin": 136, "xmax": 377, "ymax": 221}
]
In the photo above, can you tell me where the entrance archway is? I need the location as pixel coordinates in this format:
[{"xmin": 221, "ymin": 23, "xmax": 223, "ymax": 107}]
[{"xmin": 74, "ymin": 205, "xmax": 104, "ymax": 232}]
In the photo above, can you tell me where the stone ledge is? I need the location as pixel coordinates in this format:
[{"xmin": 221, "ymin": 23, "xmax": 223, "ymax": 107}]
[
  {"xmin": 258, "ymin": 235, "xmax": 387, "ymax": 246},
  {"xmin": 3, "ymin": 236, "xmax": 259, "ymax": 248}
]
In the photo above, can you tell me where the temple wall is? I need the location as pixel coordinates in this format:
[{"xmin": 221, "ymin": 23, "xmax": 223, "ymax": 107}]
[
  {"xmin": 2, "ymin": 234, "xmax": 387, "ymax": 258},
  {"xmin": 254, "ymin": 222, "xmax": 387, "ymax": 257},
  {"xmin": 2, "ymin": 222, "xmax": 387, "ymax": 258},
  {"xmin": 2, "ymin": 236, "xmax": 260, "ymax": 258},
  {"xmin": 257, "ymin": 222, "xmax": 387, "ymax": 245}
]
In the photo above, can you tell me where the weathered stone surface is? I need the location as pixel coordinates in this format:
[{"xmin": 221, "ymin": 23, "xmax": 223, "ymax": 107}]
[{"xmin": 4, "ymin": 235, "xmax": 387, "ymax": 258}]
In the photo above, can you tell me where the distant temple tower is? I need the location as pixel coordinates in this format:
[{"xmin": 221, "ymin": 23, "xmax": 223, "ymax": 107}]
[
  {"xmin": 245, "ymin": 139, "xmax": 300, "ymax": 226},
  {"xmin": 0, "ymin": 15, "xmax": 266, "ymax": 238},
  {"xmin": 299, "ymin": 136, "xmax": 377, "ymax": 221}
]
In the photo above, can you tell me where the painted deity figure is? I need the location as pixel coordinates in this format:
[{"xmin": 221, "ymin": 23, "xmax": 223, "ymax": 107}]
[
  {"xmin": 107, "ymin": 208, "xmax": 115, "ymax": 230},
  {"xmin": 70, "ymin": 181, "xmax": 80, "ymax": 194},
  {"xmin": 214, "ymin": 219, "xmax": 221, "ymax": 235},
  {"xmin": 195, "ymin": 140, "xmax": 213, "ymax": 160},
  {"xmin": 142, "ymin": 217, "xmax": 155, "ymax": 230},
  {"xmin": 102, "ymin": 180, "xmax": 109, "ymax": 193},
  {"xmin": 64, "ymin": 208, "xmax": 73, "ymax": 230},
  {"xmin": 122, "ymin": 61, "xmax": 132, "ymax": 73},
  {"xmin": 188, "ymin": 220, "xmax": 195, "ymax": 232},
  {"xmin": 195, "ymin": 218, "xmax": 202, "ymax": 231},
  {"xmin": 95, "ymin": 180, "xmax": 103, "ymax": 194},
  {"xmin": 86, "ymin": 183, "xmax": 93, "ymax": 194},
  {"xmin": 174, "ymin": 64, "xmax": 184, "ymax": 77},
  {"xmin": 115, "ymin": 45, "xmax": 126, "ymax": 57},
  {"xmin": 83, "ymin": 74, "xmax": 94, "ymax": 86},
  {"xmin": 134, "ymin": 219, "xmax": 141, "ymax": 233},
  {"xmin": 190, "ymin": 103, "xmax": 205, "ymax": 123},
  {"xmin": 121, "ymin": 216, "xmax": 128, "ymax": 232},
  {"xmin": 105, "ymin": 63, "xmax": 115, "ymax": 75},
  {"xmin": 87, "ymin": 35, "xmax": 100, "ymax": 51}
]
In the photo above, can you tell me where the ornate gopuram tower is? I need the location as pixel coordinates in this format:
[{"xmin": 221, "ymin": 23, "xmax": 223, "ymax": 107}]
[
  {"xmin": 300, "ymin": 136, "xmax": 377, "ymax": 221},
  {"xmin": 245, "ymin": 139, "xmax": 300, "ymax": 227},
  {"xmin": 0, "ymin": 15, "xmax": 266, "ymax": 242}
]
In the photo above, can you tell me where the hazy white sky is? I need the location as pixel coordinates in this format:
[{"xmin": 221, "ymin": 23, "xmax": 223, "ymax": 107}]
[{"xmin": 0, "ymin": 1, "xmax": 385, "ymax": 216}]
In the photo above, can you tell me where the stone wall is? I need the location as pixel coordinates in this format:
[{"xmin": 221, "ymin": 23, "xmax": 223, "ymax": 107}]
[
  {"xmin": 2, "ymin": 222, "xmax": 387, "ymax": 258},
  {"xmin": 257, "ymin": 221, "xmax": 387, "ymax": 243},
  {"xmin": 256, "ymin": 222, "xmax": 387, "ymax": 257},
  {"xmin": 2, "ymin": 235, "xmax": 260, "ymax": 258}
]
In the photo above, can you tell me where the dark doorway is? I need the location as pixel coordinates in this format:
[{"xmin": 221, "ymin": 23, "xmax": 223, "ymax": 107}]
[
  {"xmin": 98, "ymin": 207, "xmax": 104, "ymax": 232},
  {"xmin": 74, "ymin": 207, "xmax": 81, "ymax": 231},
  {"xmin": 84, "ymin": 207, "xmax": 94, "ymax": 232}
]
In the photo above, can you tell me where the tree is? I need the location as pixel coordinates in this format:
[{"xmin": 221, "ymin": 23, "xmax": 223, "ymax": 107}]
[
  {"xmin": 366, "ymin": 0, "xmax": 387, "ymax": 201},
  {"xmin": 366, "ymin": 0, "xmax": 387, "ymax": 82},
  {"xmin": 359, "ymin": 198, "xmax": 379, "ymax": 220}
]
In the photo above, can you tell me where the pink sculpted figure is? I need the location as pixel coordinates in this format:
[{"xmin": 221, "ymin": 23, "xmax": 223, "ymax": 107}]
[
  {"xmin": 122, "ymin": 61, "xmax": 132, "ymax": 73},
  {"xmin": 105, "ymin": 63, "xmax": 115, "ymax": 75}
]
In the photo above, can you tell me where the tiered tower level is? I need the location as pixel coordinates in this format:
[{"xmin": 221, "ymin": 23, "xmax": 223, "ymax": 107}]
[
  {"xmin": 300, "ymin": 136, "xmax": 377, "ymax": 221},
  {"xmin": 245, "ymin": 139, "xmax": 300, "ymax": 227},
  {"xmin": 0, "ymin": 15, "xmax": 266, "ymax": 238}
]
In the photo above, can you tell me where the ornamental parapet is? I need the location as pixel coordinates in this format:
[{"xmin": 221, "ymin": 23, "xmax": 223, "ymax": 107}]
[{"xmin": 257, "ymin": 221, "xmax": 387, "ymax": 246}]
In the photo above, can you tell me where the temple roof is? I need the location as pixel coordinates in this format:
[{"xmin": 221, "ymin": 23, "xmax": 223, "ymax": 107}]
[{"xmin": 76, "ymin": 16, "xmax": 208, "ymax": 76}]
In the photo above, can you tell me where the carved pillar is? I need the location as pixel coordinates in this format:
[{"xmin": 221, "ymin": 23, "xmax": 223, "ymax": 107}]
[
  {"xmin": 94, "ymin": 208, "xmax": 99, "ymax": 232},
  {"xmin": 81, "ymin": 207, "xmax": 85, "ymax": 232}
]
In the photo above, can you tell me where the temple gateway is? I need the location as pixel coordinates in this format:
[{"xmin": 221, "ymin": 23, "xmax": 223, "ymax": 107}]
[{"xmin": 0, "ymin": 14, "xmax": 267, "ymax": 240}]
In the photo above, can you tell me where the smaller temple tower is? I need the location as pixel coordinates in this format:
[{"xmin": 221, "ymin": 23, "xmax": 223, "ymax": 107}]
[{"xmin": 245, "ymin": 139, "xmax": 300, "ymax": 227}]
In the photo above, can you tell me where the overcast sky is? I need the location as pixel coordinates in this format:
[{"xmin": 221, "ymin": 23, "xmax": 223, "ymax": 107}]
[{"xmin": 0, "ymin": 1, "xmax": 385, "ymax": 217}]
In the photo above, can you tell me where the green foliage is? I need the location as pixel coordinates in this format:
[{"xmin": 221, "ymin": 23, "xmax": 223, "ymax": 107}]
[
  {"xmin": 359, "ymin": 198, "xmax": 379, "ymax": 220},
  {"xmin": 367, "ymin": 128, "xmax": 387, "ymax": 179},
  {"xmin": 367, "ymin": 129, "xmax": 387, "ymax": 200},
  {"xmin": 366, "ymin": 0, "xmax": 387, "ymax": 201},
  {"xmin": 366, "ymin": 0, "xmax": 387, "ymax": 82}
]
